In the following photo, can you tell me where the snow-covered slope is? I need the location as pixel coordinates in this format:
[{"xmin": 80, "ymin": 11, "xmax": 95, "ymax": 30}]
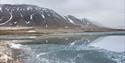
[{"xmin": 0, "ymin": 4, "xmax": 100, "ymax": 29}]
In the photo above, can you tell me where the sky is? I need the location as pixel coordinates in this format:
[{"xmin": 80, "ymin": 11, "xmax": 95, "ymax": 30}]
[{"xmin": 0, "ymin": 0, "xmax": 124, "ymax": 29}]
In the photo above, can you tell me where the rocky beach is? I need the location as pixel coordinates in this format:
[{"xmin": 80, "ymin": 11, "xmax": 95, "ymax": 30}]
[{"xmin": 0, "ymin": 41, "xmax": 23, "ymax": 63}]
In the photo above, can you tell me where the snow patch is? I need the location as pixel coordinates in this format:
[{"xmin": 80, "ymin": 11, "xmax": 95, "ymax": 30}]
[
  {"xmin": 0, "ymin": 12, "xmax": 13, "ymax": 25},
  {"xmin": 9, "ymin": 43, "xmax": 22, "ymax": 49},
  {"xmin": 0, "ymin": 7, "xmax": 2, "ymax": 11},
  {"xmin": 67, "ymin": 18, "xmax": 75, "ymax": 24},
  {"xmin": 30, "ymin": 14, "xmax": 33, "ymax": 20},
  {"xmin": 14, "ymin": 21, "xmax": 17, "ymax": 24},
  {"xmin": 27, "ymin": 7, "xmax": 32, "ymax": 10},
  {"xmin": 41, "ymin": 14, "xmax": 45, "ymax": 19},
  {"xmin": 27, "ymin": 30, "xmax": 36, "ymax": 33},
  {"xmin": 25, "ymin": 21, "xmax": 30, "ymax": 24}
]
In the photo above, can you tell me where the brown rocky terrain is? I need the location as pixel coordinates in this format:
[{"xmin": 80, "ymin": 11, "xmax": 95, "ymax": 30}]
[{"xmin": 0, "ymin": 41, "xmax": 23, "ymax": 63}]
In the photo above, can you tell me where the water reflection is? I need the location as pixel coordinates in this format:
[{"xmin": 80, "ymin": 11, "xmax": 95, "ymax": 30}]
[
  {"xmin": 0, "ymin": 34, "xmax": 101, "ymax": 44},
  {"xmin": 0, "ymin": 33, "xmax": 125, "ymax": 63},
  {"xmin": 90, "ymin": 36, "xmax": 125, "ymax": 52}
]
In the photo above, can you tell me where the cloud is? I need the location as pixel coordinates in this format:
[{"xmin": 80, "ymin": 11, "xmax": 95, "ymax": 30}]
[{"xmin": 0, "ymin": 0, "xmax": 124, "ymax": 28}]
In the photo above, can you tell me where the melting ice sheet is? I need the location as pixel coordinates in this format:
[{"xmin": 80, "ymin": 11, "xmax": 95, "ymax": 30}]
[{"xmin": 90, "ymin": 36, "xmax": 125, "ymax": 52}]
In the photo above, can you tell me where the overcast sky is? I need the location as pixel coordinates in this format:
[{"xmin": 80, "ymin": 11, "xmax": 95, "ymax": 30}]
[{"xmin": 0, "ymin": 0, "xmax": 124, "ymax": 29}]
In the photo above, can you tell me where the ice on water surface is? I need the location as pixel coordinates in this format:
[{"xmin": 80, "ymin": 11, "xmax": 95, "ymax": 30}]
[{"xmin": 1, "ymin": 33, "xmax": 124, "ymax": 63}]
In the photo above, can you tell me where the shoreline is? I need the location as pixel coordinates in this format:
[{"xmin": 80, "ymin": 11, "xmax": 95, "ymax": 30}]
[
  {"xmin": 0, "ymin": 27, "xmax": 124, "ymax": 35},
  {"xmin": 0, "ymin": 42, "xmax": 23, "ymax": 63}
]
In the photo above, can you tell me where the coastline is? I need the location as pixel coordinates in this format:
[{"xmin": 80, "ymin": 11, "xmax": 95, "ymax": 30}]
[
  {"xmin": 0, "ymin": 42, "xmax": 23, "ymax": 63},
  {"xmin": 0, "ymin": 27, "xmax": 124, "ymax": 35}
]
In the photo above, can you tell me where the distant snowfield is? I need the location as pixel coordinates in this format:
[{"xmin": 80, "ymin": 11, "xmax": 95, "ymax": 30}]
[{"xmin": 90, "ymin": 36, "xmax": 125, "ymax": 52}]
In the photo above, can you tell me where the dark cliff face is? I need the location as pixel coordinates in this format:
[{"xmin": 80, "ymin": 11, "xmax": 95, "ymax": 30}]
[{"xmin": 0, "ymin": 4, "xmax": 98, "ymax": 28}]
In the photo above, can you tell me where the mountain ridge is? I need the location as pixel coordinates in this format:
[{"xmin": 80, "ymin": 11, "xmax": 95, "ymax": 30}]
[
  {"xmin": 0, "ymin": 4, "xmax": 124, "ymax": 35},
  {"xmin": 0, "ymin": 4, "xmax": 100, "ymax": 29}
]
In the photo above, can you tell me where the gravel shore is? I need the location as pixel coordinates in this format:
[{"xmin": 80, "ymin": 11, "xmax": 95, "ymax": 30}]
[{"xmin": 0, "ymin": 42, "xmax": 23, "ymax": 63}]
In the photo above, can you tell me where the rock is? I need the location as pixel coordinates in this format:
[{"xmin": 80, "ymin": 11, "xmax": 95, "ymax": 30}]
[
  {"xmin": 0, "ymin": 52, "xmax": 13, "ymax": 63},
  {"xmin": 0, "ymin": 42, "xmax": 23, "ymax": 63}
]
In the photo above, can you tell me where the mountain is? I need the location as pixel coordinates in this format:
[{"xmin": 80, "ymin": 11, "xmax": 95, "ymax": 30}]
[{"xmin": 0, "ymin": 4, "xmax": 100, "ymax": 29}]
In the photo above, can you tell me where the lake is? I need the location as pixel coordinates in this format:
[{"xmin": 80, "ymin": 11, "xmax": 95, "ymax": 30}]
[{"xmin": 0, "ymin": 32, "xmax": 125, "ymax": 63}]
